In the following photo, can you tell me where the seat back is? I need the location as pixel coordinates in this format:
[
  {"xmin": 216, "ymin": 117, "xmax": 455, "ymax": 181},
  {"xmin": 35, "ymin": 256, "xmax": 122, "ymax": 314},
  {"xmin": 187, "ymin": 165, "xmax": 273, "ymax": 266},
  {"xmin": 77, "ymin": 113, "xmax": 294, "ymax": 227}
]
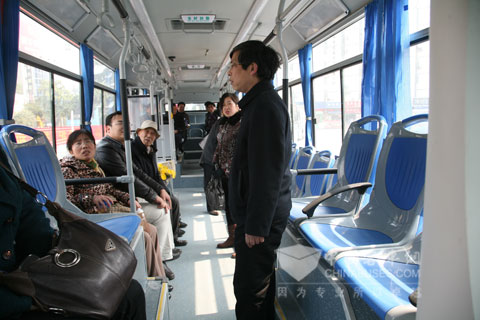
[
  {"xmin": 0, "ymin": 125, "xmax": 134, "ymax": 224},
  {"xmin": 321, "ymin": 115, "xmax": 388, "ymax": 212},
  {"xmin": 303, "ymin": 150, "xmax": 333, "ymax": 197},
  {"xmin": 291, "ymin": 146, "xmax": 315, "ymax": 197},
  {"xmin": 289, "ymin": 143, "xmax": 299, "ymax": 169},
  {"xmin": 353, "ymin": 114, "xmax": 428, "ymax": 242},
  {"xmin": 0, "ymin": 125, "xmax": 65, "ymax": 207}
]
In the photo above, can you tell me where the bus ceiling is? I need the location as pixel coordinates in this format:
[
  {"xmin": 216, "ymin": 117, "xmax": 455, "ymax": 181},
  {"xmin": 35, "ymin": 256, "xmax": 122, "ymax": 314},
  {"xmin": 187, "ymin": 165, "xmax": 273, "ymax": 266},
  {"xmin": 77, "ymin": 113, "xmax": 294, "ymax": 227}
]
[{"xmin": 20, "ymin": 0, "xmax": 369, "ymax": 96}]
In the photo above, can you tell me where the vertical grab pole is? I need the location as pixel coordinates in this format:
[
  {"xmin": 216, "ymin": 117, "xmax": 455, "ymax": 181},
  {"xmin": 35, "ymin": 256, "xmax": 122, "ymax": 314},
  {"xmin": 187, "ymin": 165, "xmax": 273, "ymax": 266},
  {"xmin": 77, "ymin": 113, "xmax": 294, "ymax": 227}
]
[
  {"xmin": 276, "ymin": 0, "xmax": 289, "ymax": 105},
  {"xmin": 118, "ymin": 19, "xmax": 137, "ymax": 214}
]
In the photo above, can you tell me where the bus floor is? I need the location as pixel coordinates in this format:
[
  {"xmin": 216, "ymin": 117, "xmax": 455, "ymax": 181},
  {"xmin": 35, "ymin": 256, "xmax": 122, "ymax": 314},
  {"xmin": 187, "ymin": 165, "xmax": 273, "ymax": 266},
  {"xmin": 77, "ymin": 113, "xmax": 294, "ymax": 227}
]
[{"xmin": 166, "ymin": 187, "xmax": 236, "ymax": 319}]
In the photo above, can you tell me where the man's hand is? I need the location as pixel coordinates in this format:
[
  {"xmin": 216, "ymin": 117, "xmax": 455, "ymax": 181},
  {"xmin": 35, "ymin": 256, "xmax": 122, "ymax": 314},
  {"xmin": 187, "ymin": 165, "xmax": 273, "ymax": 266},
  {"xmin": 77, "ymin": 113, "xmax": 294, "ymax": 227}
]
[
  {"xmin": 245, "ymin": 234, "xmax": 264, "ymax": 248},
  {"xmin": 160, "ymin": 189, "xmax": 172, "ymax": 210},
  {"xmin": 155, "ymin": 195, "xmax": 169, "ymax": 212}
]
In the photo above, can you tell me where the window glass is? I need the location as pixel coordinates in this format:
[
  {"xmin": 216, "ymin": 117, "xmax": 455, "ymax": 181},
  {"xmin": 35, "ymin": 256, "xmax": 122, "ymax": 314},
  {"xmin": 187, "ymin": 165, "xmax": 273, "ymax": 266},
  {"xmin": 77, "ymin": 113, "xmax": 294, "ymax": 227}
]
[
  {"xmin": 291, "ymin": 84, "xmax": 306, "ymax": 147},
  {"xmin": 54, "ymin": 75, "xmax": 81, "ymax": 158},
  {"xmin": 313, "ymin": 18, "xmax": 365, "ymax": 71},
  {"xmin": 274, "ymin": 65, "xmax": 283, "ymax": 88},
  {"xmin": 342, "ymin": 63, "xmax": 363, "ymax": 133},
  {"xmin": 91, "ymin": 89, "xmax": 103, "ymax": 140},
  {"xmin": 409, "ymin": 0, "xmax": 430, "ymax": 34},
  {"xmin": 184, "ymin": 103, "xmax": 205, "ymax": 111},
  {"xmin": 94, "ymin": 59, "xmax": 115, "ymax": 89},
  {"xmin": 288, "ymin": 56, "xmax": 301, "ymax": 81},
  {"xmin": 410, "ymin": 41, "xmax": 430, "ymax": 115},
  {"xmin": 313, "ymin": 71, "xmax": 342, "ymax": 155},
  {"xmin": 129, "ymin": 97, "xmax": 153, "ymax": 131},
  {"xmin": 14, "ymin": 63, "xmax": 53, "ymax": 143},
  {"xmin": 104, "ymin": 92, "xmax": 116, "ymax": 123},
  {"xmin": 19, "ymin": 13, "xmax": 79, "ymax": 74}
]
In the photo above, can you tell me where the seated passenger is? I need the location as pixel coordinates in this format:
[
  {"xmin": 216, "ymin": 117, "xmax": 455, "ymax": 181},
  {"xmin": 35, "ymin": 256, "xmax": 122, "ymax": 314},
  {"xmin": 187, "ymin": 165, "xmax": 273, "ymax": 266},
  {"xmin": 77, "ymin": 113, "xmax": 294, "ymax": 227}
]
[
  {"xmin": 132, "ymin": 120, "xmax": 187, "ymax": 247},
  {"xmin": 59, "ymin": 129, "xmax": 170, "ymax": 279},
  {"xmin": 95, "ymin": 112, "xmax": 180, "ymax": 262},
  {"xmin": 0, "ymin": 148, "xmax": 146, "ymax": 320}
]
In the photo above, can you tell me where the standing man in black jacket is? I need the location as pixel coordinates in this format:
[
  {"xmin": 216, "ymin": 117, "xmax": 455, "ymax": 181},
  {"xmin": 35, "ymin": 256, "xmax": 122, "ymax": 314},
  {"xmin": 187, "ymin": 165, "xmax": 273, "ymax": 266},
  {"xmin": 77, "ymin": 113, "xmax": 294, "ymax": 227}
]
[
  {"xmin": 95, "ymin": 112, "xmax": 181, "ymax": 262},
  {"xmin": 227, "ymin": 40, "xmax": 292, "ymax": 319},
  {"xmin": 132, "ymin": 120, "xmax": 187, "ymax": 247}
]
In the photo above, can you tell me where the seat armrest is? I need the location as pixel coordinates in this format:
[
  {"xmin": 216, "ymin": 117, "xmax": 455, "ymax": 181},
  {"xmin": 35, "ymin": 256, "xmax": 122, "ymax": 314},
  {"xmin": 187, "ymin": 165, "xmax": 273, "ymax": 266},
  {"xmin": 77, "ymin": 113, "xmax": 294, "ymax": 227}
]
[
  {"xmin": 302, "ymin": 182, "xmax": 372, "ymax": 218},
  {"xmin": 296, "ymin": 168, "xmax": 338, "ymax": 175}
]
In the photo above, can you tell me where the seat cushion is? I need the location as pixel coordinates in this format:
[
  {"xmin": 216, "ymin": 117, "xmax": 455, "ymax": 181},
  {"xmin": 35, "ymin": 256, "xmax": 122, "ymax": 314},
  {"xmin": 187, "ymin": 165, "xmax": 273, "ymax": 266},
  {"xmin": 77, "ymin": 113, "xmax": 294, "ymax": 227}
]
[
  {"xmin": 299, "ymin": 223, "xmax": 393, "ymax": 255},
  {"xmin": 97, "ymin": 215, "xmax": 141, "ymax": 242},
  {"xmin": 335, "ymin": 257, "xmax": 419, "ymax": 319}
]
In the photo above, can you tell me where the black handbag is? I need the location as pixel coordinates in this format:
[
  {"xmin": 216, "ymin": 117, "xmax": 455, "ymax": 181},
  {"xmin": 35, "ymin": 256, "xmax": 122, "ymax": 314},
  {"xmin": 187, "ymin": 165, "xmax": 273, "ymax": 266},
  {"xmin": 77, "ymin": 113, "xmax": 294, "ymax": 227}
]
[
  {"xmin": 206, "ymin": 173, "xmax": 225, "ymax": 211},
  {"xmin": 0, "ymin": 166, "xmax": 137, "ymax": 319}
]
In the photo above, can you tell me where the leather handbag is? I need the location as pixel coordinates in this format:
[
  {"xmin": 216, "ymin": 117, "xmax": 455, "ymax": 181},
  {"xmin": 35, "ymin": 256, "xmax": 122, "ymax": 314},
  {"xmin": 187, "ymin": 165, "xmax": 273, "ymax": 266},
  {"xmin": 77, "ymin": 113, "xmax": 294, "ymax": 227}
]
[{"xmin": 0, "ymin": 166, "xmax": 137, "ymax": 319}]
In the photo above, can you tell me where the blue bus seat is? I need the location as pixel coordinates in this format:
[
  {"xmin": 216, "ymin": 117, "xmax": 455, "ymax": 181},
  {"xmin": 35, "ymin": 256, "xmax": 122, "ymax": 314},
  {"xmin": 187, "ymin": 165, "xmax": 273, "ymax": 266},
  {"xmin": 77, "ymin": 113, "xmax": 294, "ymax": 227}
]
[
  {"xmin": 289, "ymin": 115, "xmax": 387, "ymax": 224},
  {"xmin": 333, "ymin": 234, "xmax": 422, "ymax": 319},
  {"xmin": 298, "ymin": 114, "xmax": 428, "ymax": 265},
  {"xmin": 0, "ymin": 125, "xmax": 149, "ymax": 284},
  {"xmin": 290, "ymin": 146, "xmax": 315, "ymax": 197},
  {"xmin": 302, "ymin": 150, "xmax": 333, "ymax": 197}
]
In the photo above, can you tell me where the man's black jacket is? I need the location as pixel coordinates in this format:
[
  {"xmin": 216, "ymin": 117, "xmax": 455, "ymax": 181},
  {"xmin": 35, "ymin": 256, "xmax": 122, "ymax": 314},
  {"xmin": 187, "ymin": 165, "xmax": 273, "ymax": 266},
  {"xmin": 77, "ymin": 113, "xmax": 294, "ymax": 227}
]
[
  {"xmin": 229, "ymin": 80, "xmax": 292, "ymax": 237},
  {"xmin": 131, "ymin": 136, "xmax": 162, "ymax": 184},
  {"xmin": 95, "ymin": 136, "xmax": 167, "ymax": 203}
]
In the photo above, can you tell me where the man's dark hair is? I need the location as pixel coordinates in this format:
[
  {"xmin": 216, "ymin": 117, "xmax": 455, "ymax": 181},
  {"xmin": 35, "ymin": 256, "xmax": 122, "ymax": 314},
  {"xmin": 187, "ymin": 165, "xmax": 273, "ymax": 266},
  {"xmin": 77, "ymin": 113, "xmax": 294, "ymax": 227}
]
[
  {"xmin": 230, "ymin": 40, "xmax": 280, "ymax": 80},
  {"xmin": 178, "ymin": 102, "xmax": 186, "ymax": 106},
  {"xmin": 204, "ymin": 101, "xmax": 215, "ymax": 108},
  {"xmin": 105, "ymin": 111, "xmax": 122, "ymax": 126},
  {"xmin": 66, "ymin": 129, "xmax": 96, "ymax": 151}
]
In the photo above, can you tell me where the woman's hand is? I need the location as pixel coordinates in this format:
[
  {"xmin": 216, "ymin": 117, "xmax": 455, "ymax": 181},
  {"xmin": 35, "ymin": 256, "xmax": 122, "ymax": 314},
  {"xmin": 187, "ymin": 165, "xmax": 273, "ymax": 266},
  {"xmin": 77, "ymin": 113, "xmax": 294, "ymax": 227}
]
[{"xmin": 93, "ymin": 195, "xmax": 114, "ymax": 213}]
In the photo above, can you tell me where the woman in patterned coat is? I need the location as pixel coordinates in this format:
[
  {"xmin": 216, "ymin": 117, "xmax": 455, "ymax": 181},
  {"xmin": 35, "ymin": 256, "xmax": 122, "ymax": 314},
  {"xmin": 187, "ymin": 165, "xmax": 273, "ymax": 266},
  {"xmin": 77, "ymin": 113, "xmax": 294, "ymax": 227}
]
[
  {"xmin": 213, "ymin": 93, "xmax": 242, "ymax": 253},
  {"xmin": 59, "ymin": 129, "xmax": 168, "ymax": 279}
]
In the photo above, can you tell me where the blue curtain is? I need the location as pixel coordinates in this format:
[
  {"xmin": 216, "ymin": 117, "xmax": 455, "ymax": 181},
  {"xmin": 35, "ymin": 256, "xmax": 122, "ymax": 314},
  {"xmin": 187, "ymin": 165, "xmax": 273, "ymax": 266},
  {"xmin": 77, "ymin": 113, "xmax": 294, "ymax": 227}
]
[
  {"xmin": 298, "ymin": 43, "xmax": 313, "ymax": 146},
  {"xmin": 115, "ymin": 68, "xmax": 121, "ymax": 111},
  {"xmin": 0, "ymin": 0, "xmax": 20, "ymax": 128},
  {"xmin": 361, "ymin": 0, "xmax": 411, "ymax": 127},
  {"xmin": 80, "ymin": 44, "xmax": 93, "ymax": 131}
]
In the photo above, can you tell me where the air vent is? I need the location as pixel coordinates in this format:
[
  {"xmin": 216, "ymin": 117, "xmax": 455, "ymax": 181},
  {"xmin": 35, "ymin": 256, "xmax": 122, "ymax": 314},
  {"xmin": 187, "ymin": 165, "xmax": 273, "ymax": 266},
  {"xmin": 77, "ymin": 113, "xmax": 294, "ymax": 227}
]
[
  {"xmin": 169, "ymin": 19, "xmax": 226, "ymax": 32},
  {"xmin": 292, "ymin": 0, "xmax": 349, "ymax": 41},
  {"xmin": 180, "ymin": 66, "xmax": 211, "ymax": 70},
  {"xmin": 181, "ymin": 80, "xmax": 208, "ymax": 83}
]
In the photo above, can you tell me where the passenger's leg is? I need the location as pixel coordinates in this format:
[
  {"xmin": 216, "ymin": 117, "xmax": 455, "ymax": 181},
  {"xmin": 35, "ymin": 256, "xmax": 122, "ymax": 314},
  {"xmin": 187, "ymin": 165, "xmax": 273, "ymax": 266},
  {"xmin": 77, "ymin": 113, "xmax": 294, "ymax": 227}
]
[
  {"xmin": 169, "ymin": 193, "xmax": 181, "ymax": 237},
  {"xmin": 111, "ymin": 279, "xmax": 147, "ymax": 320},
  {"xmin": 233, "ymin": 231, "xmax": 281, "ymax": 320},
  {"xmin": 143, "ymin": 222, "xmax": 166, "ymax": 278},
  {"xmin": 139, "ymin": 199, "xmax": 174, "ymax": 261},
  {"xmin": 203, "ymin": 164, "xmax": 215, "ymax": 212},
  {"xmin": 217, "ymin": 174, "xmax": 235, "ymax": 248}
]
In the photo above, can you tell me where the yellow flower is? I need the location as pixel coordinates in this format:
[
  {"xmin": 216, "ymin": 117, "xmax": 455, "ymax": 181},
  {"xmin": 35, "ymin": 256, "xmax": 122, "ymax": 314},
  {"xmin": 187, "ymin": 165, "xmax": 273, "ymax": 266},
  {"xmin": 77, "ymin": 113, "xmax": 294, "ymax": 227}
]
[{"xmin": 157, "ymin": 163, "xmax": 176, "ymax": 180}]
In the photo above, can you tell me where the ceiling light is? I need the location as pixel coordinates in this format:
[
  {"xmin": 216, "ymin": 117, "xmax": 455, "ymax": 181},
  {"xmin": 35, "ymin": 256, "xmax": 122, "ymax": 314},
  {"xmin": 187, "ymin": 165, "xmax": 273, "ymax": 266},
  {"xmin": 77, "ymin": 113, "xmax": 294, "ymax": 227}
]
[
  {"xmin": 187, "ymin": 64, "xmax": 206, "ymax": 69},
  {"xmin": 181, "ymin": 14, "xmax": 216, "ymax": 23}
]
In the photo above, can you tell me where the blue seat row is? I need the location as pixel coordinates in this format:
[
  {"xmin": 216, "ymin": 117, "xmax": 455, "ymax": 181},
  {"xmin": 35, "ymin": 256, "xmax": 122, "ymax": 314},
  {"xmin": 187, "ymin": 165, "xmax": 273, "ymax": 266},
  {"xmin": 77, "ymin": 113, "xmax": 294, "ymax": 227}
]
[
  {"xmin": 0, "ymin": 125, "xmax": 148, "ymax": 285},
  {"xmin": 289, "ymin": 115, "xmax": 387, "ymax": 225},
  {"xmin": 278, "ymin": 114, "xmax": 428, "ymax": 320}
]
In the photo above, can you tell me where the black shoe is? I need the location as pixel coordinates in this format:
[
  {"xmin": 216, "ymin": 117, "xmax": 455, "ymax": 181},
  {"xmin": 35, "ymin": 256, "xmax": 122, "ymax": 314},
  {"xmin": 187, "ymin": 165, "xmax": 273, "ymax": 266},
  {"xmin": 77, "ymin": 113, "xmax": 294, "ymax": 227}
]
[
  {"xmin": 177, "ymin": 229, "xmax": 185, "ymax": 237},
  {"xmin": 174, "ymin": 239, "xmax": 188, "ymax": 246},
  {"xmin": 163, "ymin": 263, "xmax": 175, "ymax": 280},
  {"xmin": 179, "ymin": 221, "xmax": 188, "ymax": 228},
  {"xmin": 166, "ymin": 248, "xmax": 181, "ymax": 261},
  {"xmin": 168, "ymin": 284, "xmax": 174, "ymax": 292}
]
